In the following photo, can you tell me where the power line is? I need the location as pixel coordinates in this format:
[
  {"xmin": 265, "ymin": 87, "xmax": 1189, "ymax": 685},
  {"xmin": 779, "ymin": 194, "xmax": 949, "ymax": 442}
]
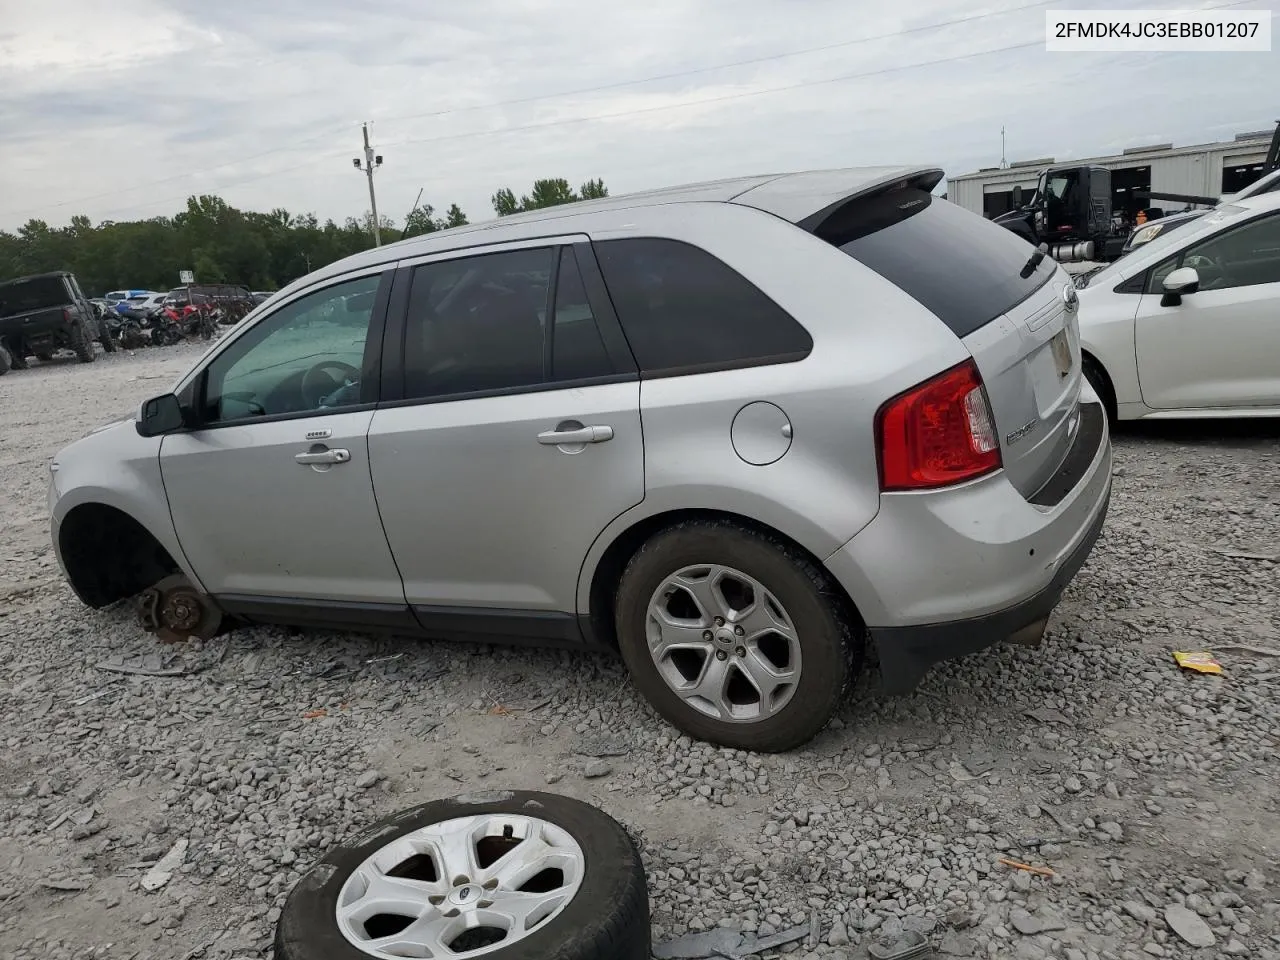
[
  {"xmin": 13, "ymin": 0, "xmax": 1255, "ymax": 222},
  {"xmin": 7, "ymin": 120, "xmax": 355, "ymax": 219},
  {"xmin": 385, "ymin": 39, "xmax": 1045, "ymax": 151},
  {"xmin": 1, "ymin": 2, "xmax": 1053, "ymax": 220},
  {"xmin": 372, "ymin": 0, "xmax": 1060, "ymax": 127},
  {"xmin": 75, "ymin": 35, "xmax": 1046, "ymax": 222}
]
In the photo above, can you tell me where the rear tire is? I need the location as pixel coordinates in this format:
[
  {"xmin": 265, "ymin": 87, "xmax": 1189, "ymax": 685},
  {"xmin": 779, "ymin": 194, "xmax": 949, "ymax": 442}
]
[
  {"xmin": 0, "ymin": 343, "xmax": 10, "ymax": 376},
  {"xmin": 68, "ymin": 318, "xmax": 96, "ymax": 363},
  {"xmin": 615, "ymin": 520, "xmax": 859, "ymax": 753},
  {"xmin": 4, "ymin": 341, "xmax": 28, "ymax": 370},
  {"xmin": 99, "ymin": 320, "xmax": 118, "ymax": 353},
  {"xmin": 1083, "ymin": 355, "xmax": 1117, "ymax": 425}
]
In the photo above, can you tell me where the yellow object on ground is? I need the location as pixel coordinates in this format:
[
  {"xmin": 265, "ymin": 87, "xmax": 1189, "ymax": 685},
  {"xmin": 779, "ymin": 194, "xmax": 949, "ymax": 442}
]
[{"xmin": 1173, "ymin": 651, "xmax": 1223, "ymax": 675}]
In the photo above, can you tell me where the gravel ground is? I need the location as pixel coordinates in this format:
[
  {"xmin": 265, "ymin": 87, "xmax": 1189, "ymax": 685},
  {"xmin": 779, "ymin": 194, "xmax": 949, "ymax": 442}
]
[{"xmin": 1, "ymin": 343, "xmax": 1278, "ymax": 960}]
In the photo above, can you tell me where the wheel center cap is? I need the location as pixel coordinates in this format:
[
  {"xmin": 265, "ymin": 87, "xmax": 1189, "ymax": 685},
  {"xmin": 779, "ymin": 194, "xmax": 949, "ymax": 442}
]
[
  {"xmin": 714, "ymin": 628, "xmax": 736, "ymax": 646},
  {"xmin": 448, "ymin": 884, "xmax": 482, "ymax": 907}
]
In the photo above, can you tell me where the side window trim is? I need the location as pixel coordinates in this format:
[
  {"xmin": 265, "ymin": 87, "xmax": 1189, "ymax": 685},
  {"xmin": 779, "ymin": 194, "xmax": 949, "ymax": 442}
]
[
  {"xmin": 183, "ymin": 268, "xmax": 395, "ymax": 431},
  {"xmin": 573, "ymin": 241, "xmax": 640, "ymax": 375},
  {"xmin": 543, "ymin": 247, "xmax": 563, "ymax": 380}
]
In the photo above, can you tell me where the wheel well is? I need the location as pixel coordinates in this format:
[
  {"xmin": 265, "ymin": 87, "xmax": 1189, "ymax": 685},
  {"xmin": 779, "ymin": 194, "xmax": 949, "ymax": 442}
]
[
  {"xmin": 59, "ymin": 504, "xmax": 180, "ymax": 608},
  {"xmin": 586, "ymin": 508, "xmax": 863, "ymax": 648},
  {"xmin": 1081, "ymin": 350, "xmax": 1118, "ymax": 422}
]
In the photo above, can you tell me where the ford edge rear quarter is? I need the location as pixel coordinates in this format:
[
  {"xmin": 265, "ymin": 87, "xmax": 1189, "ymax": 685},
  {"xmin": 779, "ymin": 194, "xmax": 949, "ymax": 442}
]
[{"xmin": 808, "ymin": 183, "xmax": 1113, "ymax": 693}]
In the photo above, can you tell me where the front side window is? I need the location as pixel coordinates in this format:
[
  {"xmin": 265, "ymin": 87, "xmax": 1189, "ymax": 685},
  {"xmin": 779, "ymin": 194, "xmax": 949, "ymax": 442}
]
[
  {"xmin": 1146, "ymin": 213, "xmax": 1280, "ymax": 294},
  {"xmin": 593, "ymin": 237, "xmax": 812, "ymax": 375},
  {"xmin": 200, "ymin": 274, "xmax": 381, "ymax": 424}
]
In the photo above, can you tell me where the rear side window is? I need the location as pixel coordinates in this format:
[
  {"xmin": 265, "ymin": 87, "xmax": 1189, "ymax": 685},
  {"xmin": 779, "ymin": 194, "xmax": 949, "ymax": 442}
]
[
  {"xmin": 817, "ymin": 188, "xmax": 1056, "ymax": 338},
  {"xmin": 593, "ymin": 238, "xmax": 812, "ymax": 376}
]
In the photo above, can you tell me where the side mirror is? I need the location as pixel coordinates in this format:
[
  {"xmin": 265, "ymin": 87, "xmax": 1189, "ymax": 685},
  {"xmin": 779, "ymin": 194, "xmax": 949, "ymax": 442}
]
[
  {"xmin": 135, "ymin": 393, "xmax": 186, "ymax": 437},
  {"xmin": 1160, "ymin": 266, "xmax": 1200, "ymax": 307},
  {"xmin": 1012, "ymin": 185, "xmax": 1025, "ymax": 207}
]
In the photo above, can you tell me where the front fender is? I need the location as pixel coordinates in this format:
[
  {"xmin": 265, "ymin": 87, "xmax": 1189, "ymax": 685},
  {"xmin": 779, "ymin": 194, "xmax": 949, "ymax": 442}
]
[{"xmin": 48, "ymin": 425, "xmax": 205, "ymax": 594}]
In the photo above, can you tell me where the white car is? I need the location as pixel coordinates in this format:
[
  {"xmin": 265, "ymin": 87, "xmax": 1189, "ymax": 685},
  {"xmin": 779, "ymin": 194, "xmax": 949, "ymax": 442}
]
[{"xmin": 1075, "ymin": 191, "xmax": 1280, "ymax": 421}]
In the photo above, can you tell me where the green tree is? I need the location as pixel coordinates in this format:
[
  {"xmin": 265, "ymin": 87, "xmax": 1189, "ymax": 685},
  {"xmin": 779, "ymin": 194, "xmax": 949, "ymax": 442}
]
[
  {"xmin": 444, "ymin": 203, "xmax": 469, "ymax": 228},
  {"xmin": 580, "ymin": 178, "xmax": 609, "ymax": 200},
  {"xmin": 491, "ymin": 188, "xmax": 520, "ymax": 217},
  {"xmin": 403, "ymin": 204, "xmax": 440, "ymax": 237},
  {"xmin": 522, "ymin": 178, "xmax": 578, "ymax": 210}
]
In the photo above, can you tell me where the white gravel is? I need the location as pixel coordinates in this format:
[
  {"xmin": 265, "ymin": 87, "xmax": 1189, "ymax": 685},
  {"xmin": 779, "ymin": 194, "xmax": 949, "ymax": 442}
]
[{"xmin": 2, "ymin": 344, "xmax": 1279, "ymax": 960}]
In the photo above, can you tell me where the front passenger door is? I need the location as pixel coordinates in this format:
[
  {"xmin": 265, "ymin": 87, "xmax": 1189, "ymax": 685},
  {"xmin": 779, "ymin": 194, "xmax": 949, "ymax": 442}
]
[
  {"xmin": 160, "ymin": 271, "xmax": 410, "ymax": 619},
  {"xmin": 1134, "ymin": 212, "xmax": 1280, "ymax": 409}
]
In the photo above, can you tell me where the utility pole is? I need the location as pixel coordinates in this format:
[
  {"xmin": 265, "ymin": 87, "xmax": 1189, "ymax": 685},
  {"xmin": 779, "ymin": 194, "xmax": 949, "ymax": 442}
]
[
  {"xmin": 352, "ymin": 122, "xmax": 384, "ymax": 246},
  {"xmin": 1000, "ymin": 126, "xmax": 1008, "ymax": 170}
]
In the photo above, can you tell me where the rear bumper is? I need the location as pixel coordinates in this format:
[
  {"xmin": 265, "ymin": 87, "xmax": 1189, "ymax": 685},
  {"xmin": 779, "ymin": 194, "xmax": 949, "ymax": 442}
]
[
  {"xmin": 868, "ymin": 480, "xmax": 1109, "ymax": 693},
  {"xmin": 825, "ymin": 400, "xmax": 1112, "ymax": 693}
]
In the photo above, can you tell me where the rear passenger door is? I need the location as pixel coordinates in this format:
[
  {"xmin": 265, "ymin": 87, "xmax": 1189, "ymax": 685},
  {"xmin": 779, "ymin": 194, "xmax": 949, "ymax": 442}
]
[{"xmin": 368, "ymin": 239, "xmax": 643, "ymax": 639}]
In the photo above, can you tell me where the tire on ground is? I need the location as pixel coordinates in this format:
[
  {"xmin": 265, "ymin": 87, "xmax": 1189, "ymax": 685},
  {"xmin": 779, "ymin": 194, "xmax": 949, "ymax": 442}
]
[
  {"xmin": 68, "ymin": 317, "xmax": 96, "ymax": 363},
  {"xmin": 274, "ymin": 790, "xmax": 650, "ymax": 960},
  {"xmin": 6, "ymin": 343, "xmax": 28, "ymax": 370},
  {"xmin": 1082, "ymin": 356, "xmax": 1116, "ymax": 425},
  {"xmin": 615, "ymin": 519, "xmax": 859, "ymax": 753},
  {"xmin": 0, "ymin": 343, "xmax": 10, "ymax": 376},
  {"xmin": 99, "ymin": 320, "xmax": 118, "ymax": 353}
]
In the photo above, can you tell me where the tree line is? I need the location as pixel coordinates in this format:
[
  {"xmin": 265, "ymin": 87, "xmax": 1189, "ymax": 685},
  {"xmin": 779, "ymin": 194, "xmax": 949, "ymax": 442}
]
[{"xmin": 0, "ymin": 177, "xmax": 609, "ymax": 295}]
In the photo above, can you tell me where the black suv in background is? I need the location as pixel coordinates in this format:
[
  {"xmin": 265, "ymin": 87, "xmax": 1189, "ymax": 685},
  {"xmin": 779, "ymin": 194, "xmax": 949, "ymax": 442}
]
[{"xmin": 0, "ymin": 271, "xmax": 116, "ymax": 371}]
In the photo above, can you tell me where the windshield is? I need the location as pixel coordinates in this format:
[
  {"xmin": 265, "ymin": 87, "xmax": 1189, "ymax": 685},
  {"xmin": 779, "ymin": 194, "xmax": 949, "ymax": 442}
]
[
  {"xmin": 1043, "ymin": 174, "xmax": 1071, "ymax": 201},
  {"xmin": 817, "ymin": 187, "xmax": 1057, "ymax": 337},
  {"xmin": 0, "ymin": 276, "xmax": 68, "ymax": 317}
]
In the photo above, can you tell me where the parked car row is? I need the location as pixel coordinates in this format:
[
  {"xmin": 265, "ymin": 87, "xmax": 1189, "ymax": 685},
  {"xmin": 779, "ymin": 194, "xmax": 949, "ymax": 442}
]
[
  {"xmin": 0, "ymin": 270, "xmax": 116, "ymax": 371},
  {"xmin": 0, "ymin": 279, "xmax": 274, "ymax": 370}
]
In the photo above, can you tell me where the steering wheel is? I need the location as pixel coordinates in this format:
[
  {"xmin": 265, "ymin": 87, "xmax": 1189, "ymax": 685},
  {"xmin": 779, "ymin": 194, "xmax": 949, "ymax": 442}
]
[
  {"xmin": 300, "ymin": 360, "xmax": 361, "ymax": 409},
  {"xmin": 1184, "ymin": 253, "xmax": 1228, "ymax": 290}
]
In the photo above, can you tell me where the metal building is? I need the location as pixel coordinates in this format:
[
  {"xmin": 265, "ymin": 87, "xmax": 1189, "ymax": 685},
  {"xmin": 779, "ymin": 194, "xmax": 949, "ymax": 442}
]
[{"xmin": 948, "ymin": 129, "xmax": 1275, "ymax": 221}]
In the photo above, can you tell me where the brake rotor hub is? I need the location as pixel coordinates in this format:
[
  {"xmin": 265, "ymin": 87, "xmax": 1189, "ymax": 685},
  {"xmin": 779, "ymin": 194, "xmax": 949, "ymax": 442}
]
[{"xmin": 137, "ymin": 574, "xmax": 221, "ymax": 644}]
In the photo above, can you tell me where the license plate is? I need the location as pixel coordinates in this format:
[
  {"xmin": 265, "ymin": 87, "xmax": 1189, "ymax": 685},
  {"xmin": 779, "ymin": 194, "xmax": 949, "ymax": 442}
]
[{"xmin": 1050, "ymin": 330, "xmax": 1071, "ymax": 379}]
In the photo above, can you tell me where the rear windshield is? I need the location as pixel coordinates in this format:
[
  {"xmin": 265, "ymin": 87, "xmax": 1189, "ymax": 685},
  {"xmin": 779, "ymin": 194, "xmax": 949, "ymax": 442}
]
[
  {"xmin": 816, "ymin": 187, "xmax": 1056, "ymax": 337},
  {"xmin": 0, "ymin": 276, "xmax": 69, "ymax": 317}
]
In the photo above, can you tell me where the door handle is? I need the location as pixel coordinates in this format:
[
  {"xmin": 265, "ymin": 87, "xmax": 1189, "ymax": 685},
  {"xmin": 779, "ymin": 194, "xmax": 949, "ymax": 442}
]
[
  {"xmin": 537, "ymin": 425, "xmax": 614, "ymax": 445},
  {"xmin": 295, "ymin": 448, "xmax": 351, "ymax": 465}
]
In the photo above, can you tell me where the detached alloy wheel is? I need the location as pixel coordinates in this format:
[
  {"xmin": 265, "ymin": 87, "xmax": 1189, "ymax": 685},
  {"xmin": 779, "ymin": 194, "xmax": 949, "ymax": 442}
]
[
  {"xmin": 275, "ymin": 791, "xmax": 650, "ymax": 960},
  {"xmin": 615, "ymin": 520, "xmax": 859, "ymax": 753}
]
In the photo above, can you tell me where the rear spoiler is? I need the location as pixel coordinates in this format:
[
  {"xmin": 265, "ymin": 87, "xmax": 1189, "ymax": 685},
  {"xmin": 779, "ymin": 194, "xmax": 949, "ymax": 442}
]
[
  {"xmin": 796, "ymin": 169, "xmax": 945, "ymax": 233},
  {"xmin": 729, "ymin": 167, "xmax": 946, "ymax": 234}
]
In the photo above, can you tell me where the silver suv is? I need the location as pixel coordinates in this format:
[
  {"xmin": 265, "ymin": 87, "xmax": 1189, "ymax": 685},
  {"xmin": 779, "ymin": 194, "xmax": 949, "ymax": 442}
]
[{"xmin": 48, "ymin": 167, "xmax": 1112, "ymax": 752}]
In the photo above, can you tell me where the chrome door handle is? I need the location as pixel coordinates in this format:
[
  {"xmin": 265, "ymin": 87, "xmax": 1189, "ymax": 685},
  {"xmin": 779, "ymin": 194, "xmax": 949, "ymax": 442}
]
[
  {"xmin": 537, "ymin": 425, "xmax": 614, "ymax": 445},
  {"xmin": 295, "ymin": 448, "xmax": 351, "ymax": 465}
]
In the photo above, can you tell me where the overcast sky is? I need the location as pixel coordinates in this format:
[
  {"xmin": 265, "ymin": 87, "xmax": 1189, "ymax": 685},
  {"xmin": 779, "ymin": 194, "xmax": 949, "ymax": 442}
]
[{"xmin": 1, "ymin": 0, "xmax": 1276, "ymax": 231}]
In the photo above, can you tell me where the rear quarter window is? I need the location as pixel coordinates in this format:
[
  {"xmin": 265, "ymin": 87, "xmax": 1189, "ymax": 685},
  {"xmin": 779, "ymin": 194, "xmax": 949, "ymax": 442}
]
[
  {"xmin": 816, "ymin": 188, "xmax": 1057, "ymax": 338},
  {"xmin": 592, "ymin": 237, "xmax": 812, "ymax": 376}
]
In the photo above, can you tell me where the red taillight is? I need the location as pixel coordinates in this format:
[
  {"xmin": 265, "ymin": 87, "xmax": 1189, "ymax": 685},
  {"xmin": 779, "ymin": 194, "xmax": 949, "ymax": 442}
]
[
  {"xmin": 875, "ymin": 359, "xmax": 1002, "ymax": 491},
  {"xmin": 63, "ymin": 308, "xmax": 72, "ymax": 323}
]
